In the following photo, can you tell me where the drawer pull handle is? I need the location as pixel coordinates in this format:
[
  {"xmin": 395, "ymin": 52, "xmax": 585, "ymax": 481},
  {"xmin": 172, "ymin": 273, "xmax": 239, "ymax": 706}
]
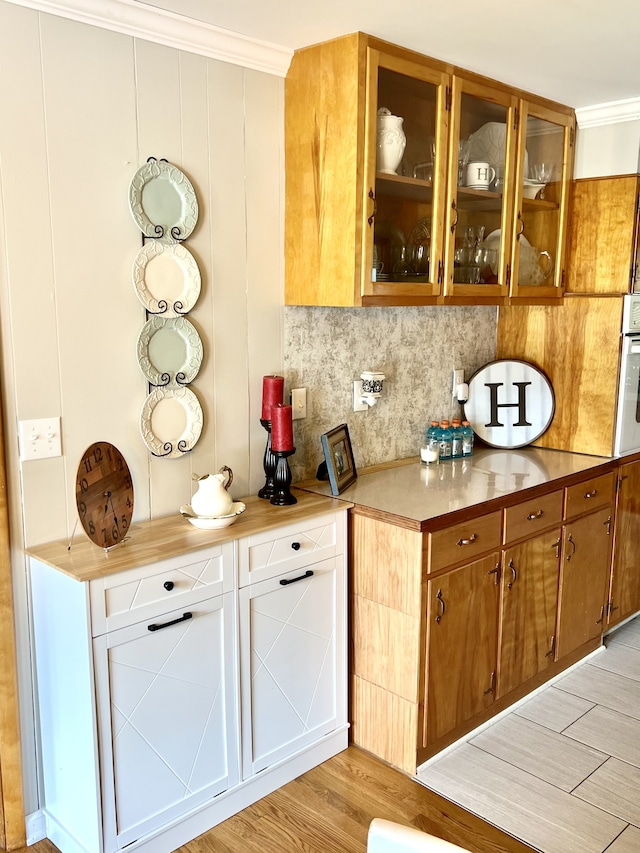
[
  {"xmin": 457, "ymin": 533, "xmax": 478, "ymax": 546},
  {"xmin": 566, "ymin": 534, "xmax": 576, "ymax": 561},
  {"xmin": 527, "ymin": 510, "xmax": 544, "ymax": 520},
  {"xmin": 435, "ymin": 589, "xmax": 446, "ymax": 623},
  {"xmin": 291, "ymin": 541, "xmax": 301, "ymax": 551},
  {"xmin": 584, "ymin": 489, "xmax": 598, "ymax": 499},
  {"xmin": 280, "ymin": 569, "xmax": 313, "ymax": 586},
  {"xmin": 148, "ymin": 612, "xmax": 192, "ymax": 632},
  {"xmin": 163, "ymin": 581, "xmax": 174, "ymax": 591}
]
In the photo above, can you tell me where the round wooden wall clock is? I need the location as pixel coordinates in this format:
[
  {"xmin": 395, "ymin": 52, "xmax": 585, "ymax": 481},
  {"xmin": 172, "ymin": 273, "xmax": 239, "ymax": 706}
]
[{"xmin": 75, "ymin": 442, "xmax": 134, "ymax": 549}]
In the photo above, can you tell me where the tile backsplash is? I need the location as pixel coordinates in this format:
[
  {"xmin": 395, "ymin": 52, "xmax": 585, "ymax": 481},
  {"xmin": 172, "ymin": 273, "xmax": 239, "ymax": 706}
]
[{"xmin": 284, "ymin": 305, "xmax": 498, "ymax": 482}]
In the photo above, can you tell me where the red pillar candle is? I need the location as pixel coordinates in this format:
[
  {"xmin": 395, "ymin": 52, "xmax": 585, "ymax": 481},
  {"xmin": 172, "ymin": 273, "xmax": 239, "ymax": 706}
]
[
  {"xmin": 271, "ymin": 404, "xmax": 294, "ymax": 452},
  {"xmin": 261, "ymin": 375, "xmax": 284, "ymax": 421}
]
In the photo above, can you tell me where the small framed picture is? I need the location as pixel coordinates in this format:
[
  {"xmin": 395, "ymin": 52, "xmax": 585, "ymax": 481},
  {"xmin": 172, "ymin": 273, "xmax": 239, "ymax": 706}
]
[{"xmin": 321, "ymin": 424, "xmax": 357, "ymax": 496}]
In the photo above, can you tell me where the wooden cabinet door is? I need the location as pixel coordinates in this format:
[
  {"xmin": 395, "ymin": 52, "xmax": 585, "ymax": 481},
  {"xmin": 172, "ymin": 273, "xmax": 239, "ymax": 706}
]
[
  {"xmin": 239, "ymin": 555, "xmax": 345, "ymax": 779},
  {"xmin": 556, "ymin": 508, "xmax": 613, "ymax": 659},
  {"xmin": 499, "ymin": 531, "xmax": 560, "ymax": 697},
  {"xmin": 424, "ymin": 553, "xmax": 500, "ymax": 747},
  {"xmin": 609, "ymin": 460, "xmax": 640, "ymax": 627},
  {"xmin": 94, "ymin": 594, "xmax": 238, "ymax": 851},
  {"xmin": 566, "ymin": 175, "xmax": 640, "ymax": 294}
]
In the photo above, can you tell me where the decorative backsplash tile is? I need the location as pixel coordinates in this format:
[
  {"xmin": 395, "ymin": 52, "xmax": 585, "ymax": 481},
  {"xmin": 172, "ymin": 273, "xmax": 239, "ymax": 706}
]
[{"xmin": 284, "ymin": 305, "xmax": 497, "ymax": 482}]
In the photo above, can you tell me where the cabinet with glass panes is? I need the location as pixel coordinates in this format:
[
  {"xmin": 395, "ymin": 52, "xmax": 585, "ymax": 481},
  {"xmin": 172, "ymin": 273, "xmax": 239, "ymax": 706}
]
[{"xmin": 284, "ymin": 32, "xmax": 575, "ymax": 307}]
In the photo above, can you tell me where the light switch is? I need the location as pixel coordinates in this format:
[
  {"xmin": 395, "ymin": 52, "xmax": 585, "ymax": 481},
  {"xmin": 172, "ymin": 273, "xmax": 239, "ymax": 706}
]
[{"xmin": 19, "ymin": 417, "xmax": 62, "ymax": 461}]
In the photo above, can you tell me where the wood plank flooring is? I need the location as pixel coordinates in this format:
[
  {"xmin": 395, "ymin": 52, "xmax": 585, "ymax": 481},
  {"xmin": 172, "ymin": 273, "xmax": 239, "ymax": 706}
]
[{"xmin": 418, "ymin": 616, "xmax": 640, "ymax": 853}]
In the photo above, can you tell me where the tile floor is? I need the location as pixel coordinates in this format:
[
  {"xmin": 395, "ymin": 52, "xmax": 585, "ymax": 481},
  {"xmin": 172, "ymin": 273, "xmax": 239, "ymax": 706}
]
[{"xmin": 417, "ymin": 616, "xmax": 640, "ymax": 853}]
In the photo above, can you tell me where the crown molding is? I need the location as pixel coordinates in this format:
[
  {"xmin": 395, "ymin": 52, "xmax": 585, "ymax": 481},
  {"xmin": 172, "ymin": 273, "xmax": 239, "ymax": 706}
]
[
  {"xmin": 576, "ymin": 97, "xmax": 640, "ymax": 129},
  {"xmin": 5, "ymin": 0, "xmax": 293, "ymax": 76}
]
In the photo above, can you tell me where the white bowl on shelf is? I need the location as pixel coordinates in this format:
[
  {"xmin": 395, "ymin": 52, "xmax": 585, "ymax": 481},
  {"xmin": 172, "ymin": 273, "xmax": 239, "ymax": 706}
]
[{"xmin": 179, "ymin": 502, "xmax": 246, "ymax": 529}]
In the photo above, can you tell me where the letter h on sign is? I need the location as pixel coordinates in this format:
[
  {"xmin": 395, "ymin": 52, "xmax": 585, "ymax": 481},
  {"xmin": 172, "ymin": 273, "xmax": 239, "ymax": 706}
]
[{"xmin": 484, "ymin": 382, "xmax": 532, "ymax": 428}]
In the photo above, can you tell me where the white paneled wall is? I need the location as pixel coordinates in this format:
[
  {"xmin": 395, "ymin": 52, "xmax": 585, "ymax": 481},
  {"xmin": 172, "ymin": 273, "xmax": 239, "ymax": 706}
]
[{"xmin": 0, "ymin": 1, "xmax": 282, "ymax": 813}]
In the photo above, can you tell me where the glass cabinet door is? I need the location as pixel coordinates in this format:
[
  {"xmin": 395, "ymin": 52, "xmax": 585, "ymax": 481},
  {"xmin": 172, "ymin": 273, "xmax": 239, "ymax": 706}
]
[
  {"xmin": 510, "ymin": 103, "xmax": 574, "ymax": 301},
  {"xmin": 362, "ymin": 49, "xmax": 449, "ymax": 303},
  {"xmin": 444, "ymin": 77, "xmax": 518, "ymax": 303}
]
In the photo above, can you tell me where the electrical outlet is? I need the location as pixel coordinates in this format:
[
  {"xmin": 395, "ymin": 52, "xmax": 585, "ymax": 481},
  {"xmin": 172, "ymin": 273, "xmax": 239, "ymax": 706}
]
[
  {"xmin": 452, "ymin": 368, "xmax": 465, "ymax": 395},
  {"xmin": 290, "ymin": 387, "xmax": 307, "ymax": 419},
  {"xmin": 353, "ymin": 380, "xmax": 369, "ymax": 412}
]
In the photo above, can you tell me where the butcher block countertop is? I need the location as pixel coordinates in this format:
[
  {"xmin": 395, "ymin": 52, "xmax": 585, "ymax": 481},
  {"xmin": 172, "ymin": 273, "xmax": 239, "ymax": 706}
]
[
  {"xmin": 297, "ymin": 447, "xmax": 618, "ymax": 532},
  {"xmin": 25, "ymin": 490, "xmax": 349, "ymax": 582}
]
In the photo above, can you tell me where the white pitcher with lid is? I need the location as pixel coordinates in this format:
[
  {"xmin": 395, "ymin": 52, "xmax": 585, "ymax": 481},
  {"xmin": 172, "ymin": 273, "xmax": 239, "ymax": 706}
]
[{"xmin": 191, "ymin": 466, "xmax": 234, "ymax": 517}]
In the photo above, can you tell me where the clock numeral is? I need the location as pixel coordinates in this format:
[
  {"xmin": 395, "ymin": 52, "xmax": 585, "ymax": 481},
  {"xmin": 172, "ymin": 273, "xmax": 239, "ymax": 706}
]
[
  {"xmin": 117, "ymin": 457, "xmax": 124, "ymax": 471},
  {"xmin": 93, "ymin": 446, "xmax": 103, "ymax": 464},
  {"xmin": 79, "ymin": 477, "xmax": 89, "ymax": 493},
  {"xmin": 78, "ymin": 500, "xmax": 87, "ymax": 516},
  {"xmin": 121, "ymin": 515, "xmax": 128, "ymax": 529},
  {"xmin": 88, "ymin": 520, "xmax": 95, "ymax": 535},
  {"xmin": 126, "ymin": 497, "xmax": 132, "ymax": 508},
  {"xmin": 83, "ymin": 457, "xmax": 92, "ymax": 474},
  {"xmin": 111, "ymin": 525, "xmax": 120, "ymax": 542},
  {"xmin": 125, "ymin": 475, "xmax": 132, "ymax": 489}
]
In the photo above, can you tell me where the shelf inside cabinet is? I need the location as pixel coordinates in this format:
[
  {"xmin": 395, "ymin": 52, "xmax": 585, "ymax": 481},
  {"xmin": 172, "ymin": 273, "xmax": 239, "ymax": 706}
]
[{"xmin": 376, "ymin": 173, "xmax": 433, "ymax": 201}]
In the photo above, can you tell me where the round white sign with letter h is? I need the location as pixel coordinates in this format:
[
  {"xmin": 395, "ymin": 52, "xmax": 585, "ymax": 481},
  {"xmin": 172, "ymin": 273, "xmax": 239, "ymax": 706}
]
[{"xmin": 464, "ymin": 359, "xmax": 555, "ymax": 449}]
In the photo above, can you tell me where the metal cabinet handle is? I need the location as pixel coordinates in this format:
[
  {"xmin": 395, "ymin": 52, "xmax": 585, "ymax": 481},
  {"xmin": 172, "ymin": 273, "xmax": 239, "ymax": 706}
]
[
  {"xmin": 367, "ymin": 187, "xmax": 376, "ymax": 227},
  {"xmin": 280, "ymin": 569, "xmax": 313, "ymax": 586},
  {"xmin": 163, "ymin": 580, "xmax": 174, "ymax": 591},
  {"xmin": 566, "ymin": 534, "xmax": 576, "ymax": 561},
  {"xmin": 483, "ymin": 671, "xmax": 496, "ymax": 695},
  {"xmin": 148, "ymin": 612, "xmax": 192, "ymax": 632},
  {"xmin": 527, "ymin": 510, "xmax": 544, "ymax": 521},
  {"xmin": 435, "ymin": 589, "xmax": 446, "ymax": 623},
  {"xmin": 507, "ymin": 559, "xmax": 517, "ymax": 590},
  {"xmin": 584, "ymin": 489, "xmax": 598, "ymax": 499},
  {"xmin": 516, "ymin": 212, "xmax": 525, "ymax": 237},
  {"xmin": 604, "ymin": 516, "xmax": 612, "ymax": 535},
  {"xmin": 551, "ymin": 538, "xmax": 561, "ymax": 558},
  {"xmin": 457, "ymin": 533, "xmax": 478, "ymax": 546},
  {"xmin": 290, "ymin": 541, "xmax": 301, "ymax": 551},
  {"xmin": 450, "ymin": 199, "xmax": 458, "ymax": 233},
  {"xmin": 546, "ymin": 636, "xmax": 556, "ymax": 658},
  {"xmin": 596, "ymin": 605, "xmax": 605, "ymax": 625}
]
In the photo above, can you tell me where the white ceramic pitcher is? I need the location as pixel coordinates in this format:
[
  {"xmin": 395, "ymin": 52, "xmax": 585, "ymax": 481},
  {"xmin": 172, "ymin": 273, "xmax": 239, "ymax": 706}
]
[{"xmin": 191, "ymin": 466, "xmax": 234, "ymax": 517}]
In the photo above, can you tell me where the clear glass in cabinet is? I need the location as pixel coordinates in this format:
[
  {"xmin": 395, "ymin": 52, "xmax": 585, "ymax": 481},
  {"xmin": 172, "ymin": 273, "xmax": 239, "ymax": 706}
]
[
  {"xmin": 512, "ymin": 105, "xmax": 573, "ymax": 299},
  {"xmin": 445, "ymin": 79, "xmax": 517, "ymax": 301},
  {"xmin": 363, "ymin": 50, "xmax": 448, "ymax": 302}
]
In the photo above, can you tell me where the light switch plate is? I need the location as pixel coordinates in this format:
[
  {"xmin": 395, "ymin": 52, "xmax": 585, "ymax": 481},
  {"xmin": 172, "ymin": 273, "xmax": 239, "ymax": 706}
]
[
  {"xmin": 291, "ymin": 387, "xmax": 307, "ymax": 420},
  {"xmin": 19, "ymin": 417, "xmax": 62, "ymax": 461}
]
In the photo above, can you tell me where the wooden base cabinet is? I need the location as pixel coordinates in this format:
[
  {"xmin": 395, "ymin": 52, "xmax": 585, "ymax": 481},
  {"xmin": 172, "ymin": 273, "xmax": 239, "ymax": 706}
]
[
  {"xmin": 350, "ymin": 466, "xmax": 616, "ymax": 775},
  {"xmin": 425, "ymin": 553, "xmax": 500, "ymax": 745},
  {"xmin": 28, "ymin": 501, "xmax": 348, "ymax": 853},
  {"xmin": 609, "ymin": 459, "xmax": 640, "ymax": 627}
]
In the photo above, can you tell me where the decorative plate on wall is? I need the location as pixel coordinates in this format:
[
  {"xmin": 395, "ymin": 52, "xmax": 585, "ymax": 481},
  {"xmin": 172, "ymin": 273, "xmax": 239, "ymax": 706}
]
[
  {"xmin": 140, "ymin": 386, "xmax": 203, "ymax": 458},
  {"xmin": 136, "ymin": 316, "xmax": 203, "ymax": 387},
  {"xmin": 129, "ymin": 158, "xmax": 198, "ymax": 242},
  {"xmin": 132, "ymin": 242, "xmax": 201, "ymax": 317}
]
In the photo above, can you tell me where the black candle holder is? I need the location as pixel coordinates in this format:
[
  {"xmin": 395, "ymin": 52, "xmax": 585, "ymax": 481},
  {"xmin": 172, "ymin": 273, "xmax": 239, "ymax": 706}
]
[
  {"xmin": 270, "ymin": 448, "xmax": 297, "ymax": 506},
  {"xmin": 258, "ymin": 418, "xmax": 276, "ymax": 500}
]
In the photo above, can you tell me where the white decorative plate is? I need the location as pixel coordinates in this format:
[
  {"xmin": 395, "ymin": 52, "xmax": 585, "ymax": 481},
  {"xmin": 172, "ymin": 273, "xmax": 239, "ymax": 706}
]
[
  {"xmin": 137, "ymin": 316, "xmax": 203, "ymax": 386},
  {"xmin": 132, "ymin": 242, "xmax": 201, "ymax": 317},
  {"xmin": 140, "ymin": 386, "xmax": 203, "ymax": 458},
  {"xmin": 180, "ymin": 502, "xmax": 246, "ymax": 529},
  {"xmin": 467, "ymin": 122, "xmax": 529, "ymax": 176},
  {"xmin": 129, "ymin": 158, "xmax": 198, "ymax": 242}
]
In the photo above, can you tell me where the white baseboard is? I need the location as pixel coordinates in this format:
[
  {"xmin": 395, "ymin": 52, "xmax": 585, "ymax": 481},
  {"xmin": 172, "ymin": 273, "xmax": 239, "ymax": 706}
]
[{"xmin": 25, "ymin": 810, "xmax": 46, "ymax": 845}]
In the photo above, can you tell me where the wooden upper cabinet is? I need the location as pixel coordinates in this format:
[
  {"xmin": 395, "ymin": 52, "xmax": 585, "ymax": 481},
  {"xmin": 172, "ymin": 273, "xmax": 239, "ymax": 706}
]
[
  {"xmin": 565, "ymin": 175, "xmax": 640, "ymax": 294},
  {"xmin": 284, "ymin": 32, "xmax": 576, "ymax": 308}
]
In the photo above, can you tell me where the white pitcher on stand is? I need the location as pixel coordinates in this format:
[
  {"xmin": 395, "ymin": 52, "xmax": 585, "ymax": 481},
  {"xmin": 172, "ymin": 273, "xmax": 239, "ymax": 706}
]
[
  {"xmin": 191, "ymin": 466, "xmax": 234, "ymax": 517},
  {"xmin": 376, "ymin": 108, "xmax": 406, "ymax": 175}
]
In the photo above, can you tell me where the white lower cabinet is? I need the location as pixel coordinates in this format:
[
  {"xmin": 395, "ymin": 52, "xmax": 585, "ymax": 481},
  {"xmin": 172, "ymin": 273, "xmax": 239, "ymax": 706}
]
[
  {"xmin": 28, "ymin": 501, "xmax": 348, "ymax": 853},
  {"xmin": 240, "ymin": 555, "xmax": 345, "ymax": 779},
  {"xmin": 94, "ymin": 594, "xmax": 238, "ymax": 851}
]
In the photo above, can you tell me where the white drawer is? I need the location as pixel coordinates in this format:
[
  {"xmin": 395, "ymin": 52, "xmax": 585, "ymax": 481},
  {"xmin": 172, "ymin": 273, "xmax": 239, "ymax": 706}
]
[
  {"xmin": 238, "ymin": 511, "xmax": 344, "ymax": 587},
  {"xmin": 89, "ymin": 542, "xmax": 235, "ymax": 636}
]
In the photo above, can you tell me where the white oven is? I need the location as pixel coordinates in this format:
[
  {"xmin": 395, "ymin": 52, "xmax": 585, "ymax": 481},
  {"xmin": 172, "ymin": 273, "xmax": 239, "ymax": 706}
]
[{"xmin": 614, "ymin": 294, "xmax": 640, "ymax": 455}]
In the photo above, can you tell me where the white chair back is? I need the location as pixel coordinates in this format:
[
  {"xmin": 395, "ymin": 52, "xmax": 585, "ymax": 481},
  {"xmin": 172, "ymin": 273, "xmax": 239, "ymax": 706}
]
[{"xmin": 367, "ymin": 819, "xmax": 472, "ymax": 853}]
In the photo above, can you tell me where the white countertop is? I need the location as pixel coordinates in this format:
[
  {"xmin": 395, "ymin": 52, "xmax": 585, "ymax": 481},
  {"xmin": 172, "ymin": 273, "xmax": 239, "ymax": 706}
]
[{"xmin": 298, "ymin": 447, "xmax": 616, "ymax": 529}]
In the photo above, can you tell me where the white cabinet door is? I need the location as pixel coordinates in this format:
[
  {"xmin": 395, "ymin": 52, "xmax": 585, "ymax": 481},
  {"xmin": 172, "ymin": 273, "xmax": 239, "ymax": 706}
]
[
  {"xmin": 239, "ymin": 555, "xmax": 346, "ymax": 779},
  {"xmin": 93, "ymin": 593, "xmax": 238, "ymax": 852}
]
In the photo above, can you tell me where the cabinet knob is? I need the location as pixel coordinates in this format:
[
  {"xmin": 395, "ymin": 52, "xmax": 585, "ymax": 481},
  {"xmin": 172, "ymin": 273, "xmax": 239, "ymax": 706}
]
[
  {"xmin": 163, "ymin": 581, "xmax": 174, "ymax": 591},
  {"xmin": 291, "ymin": 541, "xmax": 301, "ymax": 551}
]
